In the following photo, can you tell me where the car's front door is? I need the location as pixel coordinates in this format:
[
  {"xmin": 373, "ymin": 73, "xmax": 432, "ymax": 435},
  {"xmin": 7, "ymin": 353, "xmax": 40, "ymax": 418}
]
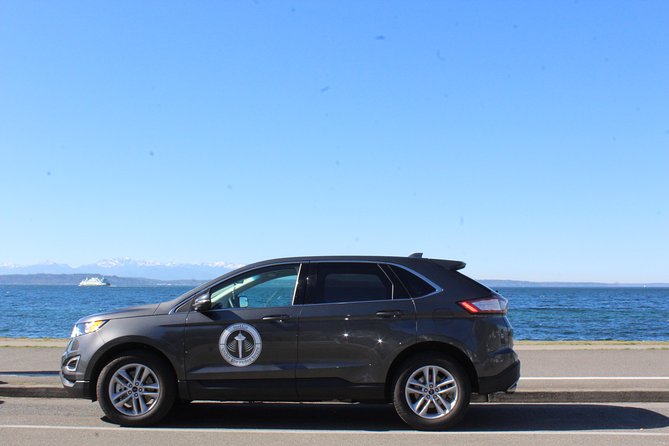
[
  {"xmin": 184, "ymin": 263, "xmax": 304, "ymax": 400},
  {"xmin": 296, "ymin": 262, "xmax": 416, "ymax": 401}
]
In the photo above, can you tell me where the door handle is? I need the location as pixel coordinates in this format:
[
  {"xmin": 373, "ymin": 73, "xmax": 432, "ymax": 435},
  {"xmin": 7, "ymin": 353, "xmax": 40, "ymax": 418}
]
[
  {"xmin": 375, "ymin": 310, "xmax": 404, "ymax": 319},
  {"xmin": 262, "ymin": 314, "xmax": 290, "ymax": 321}
]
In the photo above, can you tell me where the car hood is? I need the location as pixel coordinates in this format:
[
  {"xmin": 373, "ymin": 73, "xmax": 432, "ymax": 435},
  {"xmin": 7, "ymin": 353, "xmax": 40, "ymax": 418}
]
[{"xmin": 76, "ymin": 303, "xmax": 161, "ymax": 324}]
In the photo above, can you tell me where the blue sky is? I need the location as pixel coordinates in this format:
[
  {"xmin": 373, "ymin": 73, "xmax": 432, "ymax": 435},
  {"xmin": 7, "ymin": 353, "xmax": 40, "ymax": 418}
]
[{"xmin": 1, "ymin": 1, "xmax": 667, "ymax": 282}]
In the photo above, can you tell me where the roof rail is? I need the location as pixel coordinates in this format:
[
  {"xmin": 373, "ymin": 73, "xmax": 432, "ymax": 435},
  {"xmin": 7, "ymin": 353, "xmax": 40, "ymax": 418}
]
[{"xmin": 408, "ymin": 252, "xmax": 423, "ymax": 258}]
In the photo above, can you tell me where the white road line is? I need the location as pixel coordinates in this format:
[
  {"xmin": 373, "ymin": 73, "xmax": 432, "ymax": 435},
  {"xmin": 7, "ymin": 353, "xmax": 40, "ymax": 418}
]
[
  {"xmin": 0, "ymin": 424, "xmax": 667, "ymax": 436},
  {"xmin": 520, "ymin": 377, "xmax": 669, "ymax": 380}
]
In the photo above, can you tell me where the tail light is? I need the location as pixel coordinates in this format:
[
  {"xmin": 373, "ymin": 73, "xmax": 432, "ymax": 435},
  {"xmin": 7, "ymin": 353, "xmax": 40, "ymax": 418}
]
[{"xmin": 458, "ymin": 296, "xmax": 508, "ymax": 314}]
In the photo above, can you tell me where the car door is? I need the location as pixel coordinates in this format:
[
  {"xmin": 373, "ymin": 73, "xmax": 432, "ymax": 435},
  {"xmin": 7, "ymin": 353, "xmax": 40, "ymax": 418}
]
[
  {"xmin": 184, "ymin": 263, "xmax": 304, "ymax": 401},
  {"xmin": 296, "ymin": 262, "xmax": 416, "ymax": 401}
]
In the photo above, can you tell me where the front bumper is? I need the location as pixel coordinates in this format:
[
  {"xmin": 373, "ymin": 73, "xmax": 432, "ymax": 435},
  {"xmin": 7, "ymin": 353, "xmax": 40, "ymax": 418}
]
[
  {"xmin": 60, "ymin": 335, "xmax": 100, "ymax": 399},
  {"xmin": 60, "ymin": 371, "xmax": 91, "ymax": 398}
]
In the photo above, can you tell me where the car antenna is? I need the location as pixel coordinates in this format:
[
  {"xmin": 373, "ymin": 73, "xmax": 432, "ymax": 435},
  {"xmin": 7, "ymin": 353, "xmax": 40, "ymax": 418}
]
[{"xmin": 408, "ymin": 252, "xmax": 423, "ymax": 258}]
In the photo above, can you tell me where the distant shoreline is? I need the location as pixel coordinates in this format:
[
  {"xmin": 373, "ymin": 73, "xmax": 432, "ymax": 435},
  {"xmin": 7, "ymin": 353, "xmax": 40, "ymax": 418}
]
[
  {"xmin": 482, "ymin": 280, "xmax": 669, "ymax": 288},
  {"xmin": 0, "ymin": 273, "xmax": 205, "ymax": 287}
]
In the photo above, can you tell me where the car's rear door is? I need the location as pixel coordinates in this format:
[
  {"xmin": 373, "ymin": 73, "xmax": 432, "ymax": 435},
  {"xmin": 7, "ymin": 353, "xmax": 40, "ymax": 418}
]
[{"xmin": 296, "ymin": 262, "xmax": 416, "ymax": 401}]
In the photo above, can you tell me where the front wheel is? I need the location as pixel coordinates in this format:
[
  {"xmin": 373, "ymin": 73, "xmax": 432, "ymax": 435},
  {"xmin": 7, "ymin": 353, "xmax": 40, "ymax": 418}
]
[
  {"xmin": 392, "ymin": 354, "xmax": 471, "ymax": 430},
  {"xmin": 96, "ymin": 351, "xmax": 176, "ymax": 426}
]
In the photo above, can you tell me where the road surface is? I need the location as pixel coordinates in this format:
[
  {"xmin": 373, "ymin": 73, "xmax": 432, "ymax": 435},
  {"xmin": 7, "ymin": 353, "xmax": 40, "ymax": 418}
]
[{"xmin": 1, "ymin": 397, "xmax": 668, "ymax": 446}]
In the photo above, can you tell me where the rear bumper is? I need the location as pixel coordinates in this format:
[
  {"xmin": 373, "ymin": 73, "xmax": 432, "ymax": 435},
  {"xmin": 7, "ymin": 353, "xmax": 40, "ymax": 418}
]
[{"xmin": 477, "ymin": 359, "xmax": 521, "ymax": 394}]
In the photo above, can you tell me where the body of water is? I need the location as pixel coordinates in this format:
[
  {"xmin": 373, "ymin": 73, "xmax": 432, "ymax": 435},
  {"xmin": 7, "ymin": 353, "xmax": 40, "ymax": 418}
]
[{"xmin": 1, "ymin": 285, "xmax": 667, "ymax": 340}]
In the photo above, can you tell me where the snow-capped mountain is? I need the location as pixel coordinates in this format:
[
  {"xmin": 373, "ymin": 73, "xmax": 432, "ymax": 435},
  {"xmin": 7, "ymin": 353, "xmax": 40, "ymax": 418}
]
[{"xmin": 0, "ymin": 258, "xmax": 243, "ymax": 281}]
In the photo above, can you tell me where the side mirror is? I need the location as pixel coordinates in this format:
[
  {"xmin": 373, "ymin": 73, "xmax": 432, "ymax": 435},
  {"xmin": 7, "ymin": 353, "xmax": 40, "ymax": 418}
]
[{"xmin": 192, "ymin": 293, "xmax": 212, "ymax": 312}]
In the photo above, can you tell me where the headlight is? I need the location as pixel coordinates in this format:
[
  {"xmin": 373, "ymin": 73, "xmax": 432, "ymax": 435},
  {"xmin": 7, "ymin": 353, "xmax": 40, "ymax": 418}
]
[{"xmin": 70, "ymin": 320, "xmax": 108, "ymax": 337}]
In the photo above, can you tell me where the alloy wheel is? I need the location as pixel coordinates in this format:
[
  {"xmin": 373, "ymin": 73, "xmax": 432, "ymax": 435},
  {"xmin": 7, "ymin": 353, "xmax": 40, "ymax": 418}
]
[
  {"xmin": 404, "ymin": 365, "xmax": 459, "ymax": 419},
  {"xmin": 107, "ymin": 363, "xmax": 161, "ymax": 417}
]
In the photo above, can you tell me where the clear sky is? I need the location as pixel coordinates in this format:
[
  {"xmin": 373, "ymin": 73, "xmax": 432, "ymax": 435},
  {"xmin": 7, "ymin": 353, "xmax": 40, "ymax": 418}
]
[{"xmin": 1, "ymin": 1, "xmax": 667, "ymax": 282}]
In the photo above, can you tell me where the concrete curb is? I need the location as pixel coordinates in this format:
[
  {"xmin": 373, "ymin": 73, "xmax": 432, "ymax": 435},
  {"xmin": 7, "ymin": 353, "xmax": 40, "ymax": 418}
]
[
  {"xmin": 2, "ymin": 384, "xmax": 669, "ymax": 403},
  {"xmin": 481, "ymin": 391, "xmax": 669, "ymax": 403},
  {"xmin": 0, "ymin": 386, "xmax": 69, "ymax": 398}
]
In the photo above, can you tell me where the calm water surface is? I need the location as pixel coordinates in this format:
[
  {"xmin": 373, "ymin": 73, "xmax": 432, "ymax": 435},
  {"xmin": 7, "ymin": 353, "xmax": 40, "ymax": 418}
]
[{"xmin": 1, "ymin": 285, "xmax": 667, "ymax": 340}]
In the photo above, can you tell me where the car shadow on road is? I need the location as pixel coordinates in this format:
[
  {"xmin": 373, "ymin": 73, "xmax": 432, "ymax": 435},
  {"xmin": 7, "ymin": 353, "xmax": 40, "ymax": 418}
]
[{"xmin": 147, "ymin": 402, "xmax": 669, "ymax": 432}]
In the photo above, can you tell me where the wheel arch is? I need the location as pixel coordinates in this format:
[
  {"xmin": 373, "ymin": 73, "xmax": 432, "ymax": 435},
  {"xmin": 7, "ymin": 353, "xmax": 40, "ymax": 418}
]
[
  {"xmin": 88, "ymin": 342, "xmax": 176, "ymax": 402},
  {"xmin": 385, "ymin": 342, "xmax": 479, "ymax": 402}
]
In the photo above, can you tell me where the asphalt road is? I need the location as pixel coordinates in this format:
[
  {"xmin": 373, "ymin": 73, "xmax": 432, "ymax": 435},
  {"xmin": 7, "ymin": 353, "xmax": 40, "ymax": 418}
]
[{"xmin": 1, "ymin": 397, "xmax": 668, "ymax": 446}]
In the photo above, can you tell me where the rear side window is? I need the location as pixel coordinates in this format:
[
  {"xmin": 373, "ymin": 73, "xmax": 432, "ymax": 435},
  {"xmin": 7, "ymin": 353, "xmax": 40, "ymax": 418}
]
[
  {"xmin": 389, "ymin": 265, "xmax": 436, "ymax": 298},
  {"xmin": 308, "ymin": 263, "xmax": 392, "ymax": 304}
]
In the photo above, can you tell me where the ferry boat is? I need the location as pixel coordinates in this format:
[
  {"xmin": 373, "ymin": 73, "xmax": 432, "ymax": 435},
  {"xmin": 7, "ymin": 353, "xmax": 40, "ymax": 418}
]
[{"xmin": 79, "ymin": 277, "xmax": 110, "ymax": 287}]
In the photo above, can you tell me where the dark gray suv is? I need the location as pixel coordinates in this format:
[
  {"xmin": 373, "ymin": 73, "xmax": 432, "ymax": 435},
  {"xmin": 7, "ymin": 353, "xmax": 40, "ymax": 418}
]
[{"xmin": 61, "ymin": 254, "xmax": 520, "ymax": 430}]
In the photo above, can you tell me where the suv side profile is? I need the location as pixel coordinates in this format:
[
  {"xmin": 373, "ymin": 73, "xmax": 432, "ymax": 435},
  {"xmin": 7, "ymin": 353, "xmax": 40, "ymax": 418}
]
[{"xmin": 61, "ymin": 254, "xmax": 520, "ymax": 430}]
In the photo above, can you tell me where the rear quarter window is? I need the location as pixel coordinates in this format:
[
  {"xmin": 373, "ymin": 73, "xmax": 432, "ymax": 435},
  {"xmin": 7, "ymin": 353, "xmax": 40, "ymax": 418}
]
[{"xmin": 389, "ymin": 265, "xmax": 436, "ymax": 297}]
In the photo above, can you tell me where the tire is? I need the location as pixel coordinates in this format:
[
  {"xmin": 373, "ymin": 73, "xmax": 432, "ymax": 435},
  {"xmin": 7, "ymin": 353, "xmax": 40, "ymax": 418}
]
[
  {"xmin": 96, "ymin": 351, "xmax": 176, "ymax": 426},
  {"xmin": 392, "ymin": 353, "xmax": 471, "ymax": 430}
]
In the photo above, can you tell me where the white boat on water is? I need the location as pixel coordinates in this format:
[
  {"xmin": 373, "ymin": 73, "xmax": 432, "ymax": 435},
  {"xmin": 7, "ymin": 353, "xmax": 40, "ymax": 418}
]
[{"xmin": 79, "ymin": 277, "xmax": 110, "ymax": 287}]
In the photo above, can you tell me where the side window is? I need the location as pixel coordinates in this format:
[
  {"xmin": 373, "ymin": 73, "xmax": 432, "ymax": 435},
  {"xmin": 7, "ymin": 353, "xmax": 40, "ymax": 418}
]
[
  {"xmin": 389, "ymin": 265, "xmax": 436, "ymax": 298},
  {"xmin": 308, "ymin": 263, "xmax": 392, "ymax": 304},
  {"xmin": 210, "ymin": 264, "xmax": 299, "ymax": 310}
]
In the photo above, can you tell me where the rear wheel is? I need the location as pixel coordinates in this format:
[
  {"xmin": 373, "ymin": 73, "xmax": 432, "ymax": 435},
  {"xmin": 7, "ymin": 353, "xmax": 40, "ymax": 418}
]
[
  {"xmin": 97, "ymin": 351, "xmax": 176, "ymax": 426},
  {"xmin": 392, "ymin": 354, "xmax": 470, "ymax": 430}
]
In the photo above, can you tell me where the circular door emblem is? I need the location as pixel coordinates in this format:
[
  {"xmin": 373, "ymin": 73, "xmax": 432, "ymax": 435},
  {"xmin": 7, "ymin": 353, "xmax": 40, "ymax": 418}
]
[{"xmin": 219, "ymin": 323, "xmax": 262, "ymax": 367}]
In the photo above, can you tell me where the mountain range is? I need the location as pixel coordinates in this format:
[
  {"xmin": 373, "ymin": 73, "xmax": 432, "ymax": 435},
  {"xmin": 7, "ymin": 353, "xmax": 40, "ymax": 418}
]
[{"xmin": 0, "ymin": 258, "xmax": 240, "ymax": 281}]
